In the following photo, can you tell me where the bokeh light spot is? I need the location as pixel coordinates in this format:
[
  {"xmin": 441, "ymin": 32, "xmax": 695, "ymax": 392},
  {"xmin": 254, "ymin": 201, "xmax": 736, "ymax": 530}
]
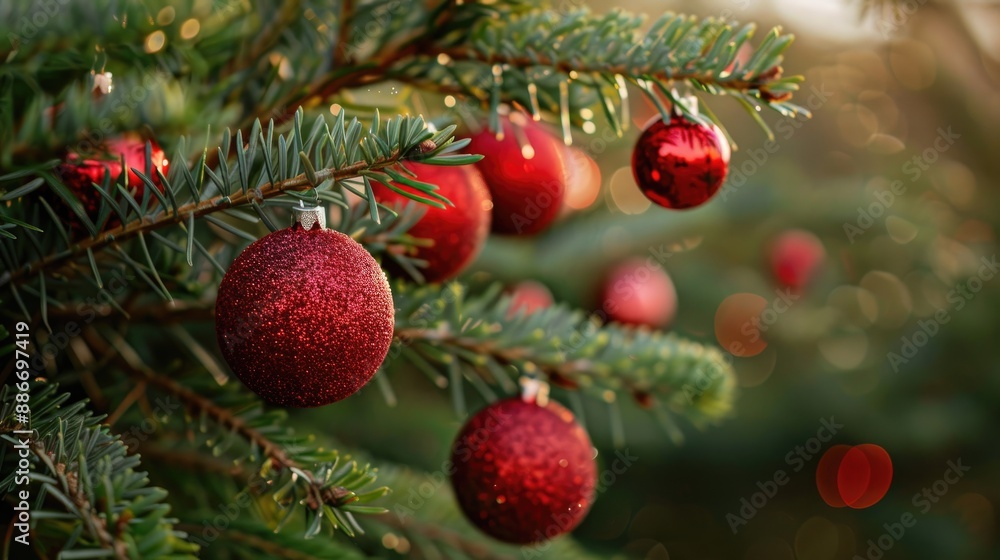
[{"xmin": 714, "ymin": 293, "xmax": 768, "ymax": 357}]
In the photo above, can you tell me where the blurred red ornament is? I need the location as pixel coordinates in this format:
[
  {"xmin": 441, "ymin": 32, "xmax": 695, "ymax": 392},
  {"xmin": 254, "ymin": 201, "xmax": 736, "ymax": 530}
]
[
  {"xmin": 57, "ymin": 135, "xmax": 169, "ymax": 225},
  {"xmin": 215, "ymin": 210, "xmax": 394, "ymax": 408},
  {"xmin": 770, "ymin": 229, "xmax": 826, "ymax": 291},
  {"xmin": 506, "ymin": 281, "xmax": 554, "ymax": 318},
  {"xmin": 600, "ymin": 258, "xmax": 677, "ymax": 328},
  {"xmin": 714, "ymin": 293, "xmax": 768, "ymax": 357},
  {"xmin": 631, "ymin": 115, "xmax": 728, "ymax": 209},
  {"xmin": 467, "ymin": 114, "xmax": 568, "ymax": 235},
  {"xmin": 374, "ymin": 162, "xmax": 491, "ymax": 282},
  {"xmin": 449, "ymin": 397, "xmax": 596, "ymax": 543},
  {"xmin": 817, "ymin": 444, "xmax": 893, "ymax": 509}
]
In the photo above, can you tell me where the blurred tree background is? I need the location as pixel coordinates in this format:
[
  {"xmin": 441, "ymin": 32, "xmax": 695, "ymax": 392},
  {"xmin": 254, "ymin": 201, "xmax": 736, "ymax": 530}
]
[{"xmin": 1, "ymin": 0, "xmax": 998, "ymax": 559}]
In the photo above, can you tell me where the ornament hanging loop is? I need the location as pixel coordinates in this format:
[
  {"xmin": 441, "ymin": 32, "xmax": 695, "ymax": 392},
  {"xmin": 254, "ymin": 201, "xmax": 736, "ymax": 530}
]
[
  {"xmin": 292, "ymin": 200, "xmax": 326, "ymax": 230},
  {"xmin": 670, "ymin": 88, "xmax": 700, "ymax": 117},
  {"xmin": 519, "ymin": 376, "xmax": 550, "ymax": 406}
]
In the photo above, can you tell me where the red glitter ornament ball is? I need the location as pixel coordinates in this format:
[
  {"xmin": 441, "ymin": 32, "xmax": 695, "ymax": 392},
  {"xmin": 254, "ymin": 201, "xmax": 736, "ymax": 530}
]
[
  {"xmin": 600, "ymin": 258, "xmax": 677, "ymax": 328},
  {"xmin": 57, "ymin": 135, "xmax": 169, "ymax": 223},
  {"xmin": 631, "ymin": 115, "xmax": 728, "ymax": 209},
  {"xmin": 770, "ymin": 229, "xmax": 826, "ymax": 291},
  {"xmin": 466, "ymin": 115, "xmax": 568, "ymax": 235},
  {"xmin": 449, "ymin": 397, "xmax": 596, "ymax": 544},
  {"xmin": 373, "ymin": 162, "xmax": 491, "ymax": 282},
  {"xmin": 215, "ymin": 218, "xmax": 394, "ymax": 408}
]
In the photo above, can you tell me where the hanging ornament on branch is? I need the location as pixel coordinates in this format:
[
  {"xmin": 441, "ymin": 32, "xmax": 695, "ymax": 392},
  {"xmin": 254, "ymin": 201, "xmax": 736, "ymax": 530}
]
[
  {"xmin": 215, "ymin": 204, "xmax": 394, "ymax": 408},
  {"xmin": 449, "ymin": 379, "xmax": 597, "ymax": 544},
  {"xmin": 631, "ymin": 95, "xmax": 729, "ymax": 210},
  {"xmin": 56, "ymin": 134, "xmax": 169, "ymax": 226},
  {"xmin": 466, "ymin": 112, "xmax": 569, "ymax": 236},
  {"xmin": 374, "ymin": 162, "xmax": 492, "ymax": 283}
]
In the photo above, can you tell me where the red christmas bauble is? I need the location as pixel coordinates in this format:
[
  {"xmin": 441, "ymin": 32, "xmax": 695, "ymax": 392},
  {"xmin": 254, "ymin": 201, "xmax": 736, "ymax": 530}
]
[
  {"xmin": 770, "ymin": 229, "xmax": 826, "ymax": 291},
  {"xmin": 374, "ymin": 162, "xmax": 491, "ymax": 282},
  {"xmin": 631, "ymin": 115, "xmax": 728, "ymax": 209},
  {"xmin": 57, "ymin": 135, "xmax": 169, "ymax": 223},
  {"xmin": 215, "ymin": 222, "xmax": 394, "ymax": 407},
  {"xmin": 450, "ymin": 397, "xmax": 596, "ymax": 544},
  {"xmin": 600, "ymin": 258, "xmax": 677, "ymax": 328},
  {"xmin": 466, "ymin": 116, "xmax": 568, "ymax": 235}
]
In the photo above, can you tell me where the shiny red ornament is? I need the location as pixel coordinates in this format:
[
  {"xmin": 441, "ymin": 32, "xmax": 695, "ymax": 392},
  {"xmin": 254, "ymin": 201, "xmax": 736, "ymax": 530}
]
[
  {"xmin": 449, "ymin": 397, "xmax": 596, "ymax": 544},
  {"xmin": 631, "ymin": 115, "xmax": 728, "ymax": 209},
  {"xmin": 466, "ymin": 115, "xmax": 568, "ymax": 235},
  {"xmin": 770, "ymin": 229, "xmax": 826, "ymax": 291},
  {"xmin": 373, "ymin": 162, "xmax": 491, "ymax": 282},
  {"xmin": 600, "ymin": 258, "xmax": 677, "ymax": 328},
  {"xmin": 215, "ymin": 220, "xmax": 394, "ymax": 408},
  {"xmin": 57, "ymin": 135, "xmax": 169, "ymax": 224}
]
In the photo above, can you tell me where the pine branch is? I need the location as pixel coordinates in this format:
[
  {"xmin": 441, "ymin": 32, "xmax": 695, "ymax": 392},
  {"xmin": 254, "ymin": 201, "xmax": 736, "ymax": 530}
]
[
  {"xmin": 0, "ymin": 110, "xmax": 477, "ymax": 290},
  {"xmin": 390, "ymin": 281, "xmax": 736, "ymax": 430},
  {"xmin": 381, "ymin": 6, "xmax": 809, "ymax": 138},
  {"xmin": 76, "ymin": 325, "xmax": 390, "ymax": 540},
  {"xmin": 0, "ymin": 383, "xmax": 198, "ymax": 559},
  {"xmin": 143, "ymin": 442, "xmax": 598, "ymax": 560}
]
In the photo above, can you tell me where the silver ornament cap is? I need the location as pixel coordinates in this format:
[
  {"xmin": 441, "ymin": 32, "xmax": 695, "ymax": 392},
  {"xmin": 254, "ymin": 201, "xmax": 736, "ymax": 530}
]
[{"xmin": 292, "ymin": 201, "xmax": 326, "ymax": 230}]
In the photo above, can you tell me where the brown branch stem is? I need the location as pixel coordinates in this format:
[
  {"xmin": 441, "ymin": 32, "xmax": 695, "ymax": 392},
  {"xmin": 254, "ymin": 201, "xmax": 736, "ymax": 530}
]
[
  {"xmin": 80, "ymin": 327, "xmax": 353, "ymax": 510},
  {"xmin": 2, "ymin": 152, "xmax": 400, "ymax": 289},
  {"xmin": 407, "ymin": 45, "xmax": 784, "ymax": 94}
]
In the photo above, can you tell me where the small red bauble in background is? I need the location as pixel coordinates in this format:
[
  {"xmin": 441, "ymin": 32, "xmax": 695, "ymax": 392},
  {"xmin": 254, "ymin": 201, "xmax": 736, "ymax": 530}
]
[
  {"xmin": 449, "ymin": 396, "xmax": 596, "ymax": 543},
  {"xmin": 770, "ymin": 229, "xmax": 826, "ymax": 291},
  {"xmin": 466, "ymin": 114, "xmax": 568, "ymax": 235},
  {"xmin": 506, "ymin": 280, "xmax": 554, "ymax": 318},
  {"xmin": 57, "ymin": 135, "xmax": 169, "ymax": 223},
  {"xmin": 215, "ymin": 207, "xmax": 394, "ymax": 408},
  {"xmin": 373, "ymin": 162, "xmax": 492, "ymax": 282},
  {"xmin": 631, "ymin": 115, "xmax": 728, "ymax": 209},
  {"xmin": 600, "ymin": 258, "xmax": 677, "ymax": 328}
]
